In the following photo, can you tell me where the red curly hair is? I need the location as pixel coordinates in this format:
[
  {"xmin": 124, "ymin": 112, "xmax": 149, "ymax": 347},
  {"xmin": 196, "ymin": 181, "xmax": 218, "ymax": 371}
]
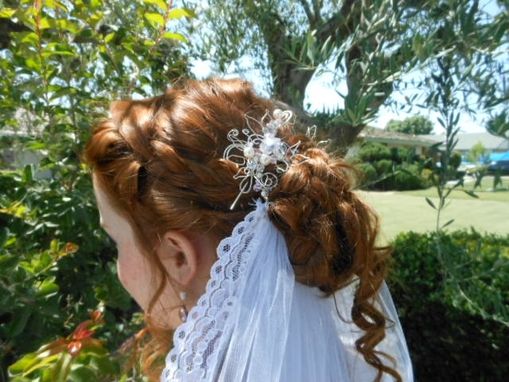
[{"xmin": 84, "ymin": 77, "xmax": 401, "ymax": 381}]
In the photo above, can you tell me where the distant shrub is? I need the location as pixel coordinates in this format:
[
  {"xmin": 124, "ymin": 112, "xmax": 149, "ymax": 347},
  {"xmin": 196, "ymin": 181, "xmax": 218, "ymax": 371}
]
[
  {"xmin": 352, "ymin": 142, "xmax": 431, "ymax": 191},
  {"xmin": 374, "ymin": 159, "xmax": 393, "ymax": 174},
  {"xmin": 357, "ymin": 141, "xmax": 392, "ymax": 162},
  {"xmin": 389, "ymin": 163, "xmax": 428, "ymax": 190},
  {"xmin": 450, "ymin": 151, "xmax": 462, "ymax": 169},
  {"xmin": 420, "ymin": 168, "xmax": 434, "ymax": 185},
  {"xmin": 355, "ymin": 162, "xmax": 377, "ymax": 185}
]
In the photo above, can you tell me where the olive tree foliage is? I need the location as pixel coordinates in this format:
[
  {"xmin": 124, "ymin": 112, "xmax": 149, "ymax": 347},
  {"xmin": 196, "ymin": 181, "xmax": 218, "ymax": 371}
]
[
  {"xmin": 180, "ymin": 0, "xmax": 508, "ymax": 151},
  {"xmin": 469, "ymin": 0, "xmax": 509, "ymax": 141},
  {"xmin": 377, "ymin": 1, "xmax": 509, "ymax": 333},
  {"xmin": 486, "ymin": 110, "xmax": 509, "ymax": 139}
]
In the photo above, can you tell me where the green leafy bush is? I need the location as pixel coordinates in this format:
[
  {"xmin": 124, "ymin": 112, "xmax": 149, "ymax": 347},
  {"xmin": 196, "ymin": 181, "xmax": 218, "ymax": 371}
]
[
  {"xmin": 357, "ymin": 141, "xmax": 392, "ymax": 162},
  {"xmin": 0, "ymin": 0, "xmax": 195, "ymax": 377},
  {"xmin": 388, "ymin": 229, "xmax": 509, "ymax": 381},
  {"xmin": 450, "ymin": 151, "xmax": 462, "ymax": 170},
  {"xmin": 0, "ymin": 165, "xmax": 138, "ymax": 380},
  {"xmin": 373, "ymin": 159, "xmax": 393, "ymax": 175},
  {"xmin": 355, "ymin": 162, "xmax": 377, "ymax": 184},
  {"xmin": 352, "ymin": 141, "xmax": 432, "ymax": 191},
  {"xmin": 8, "ymin": 309, "xmax": 117, "ymax": 382},
  {"xmin": 389, "ymin": 163, "xmax": 430, "ymax": 190}
]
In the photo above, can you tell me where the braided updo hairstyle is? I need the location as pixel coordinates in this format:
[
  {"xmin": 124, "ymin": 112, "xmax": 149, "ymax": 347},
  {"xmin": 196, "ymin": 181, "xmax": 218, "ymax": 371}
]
[{"xmin": 84, "ymin": 77, "xmax": 401, "ymax": 381}]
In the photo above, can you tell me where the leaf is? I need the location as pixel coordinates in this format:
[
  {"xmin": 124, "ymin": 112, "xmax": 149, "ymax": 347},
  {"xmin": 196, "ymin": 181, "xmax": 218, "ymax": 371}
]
[
  {"xmin": 425, "ymin": 197, "xmax": 436, "ymax": 209},
  {"xmin": 23, "ymin": 165, "xmax": 33, "ymax": 183},
  {"xmin": 87, "ymin": 353, "xmax": 119, "ymax": 375},
  {"xmin": 10, "ymin": 308, "xmax": 31, "ymax": 338},
  {"xmin": 463, "ymin": 189, "xmax": 479, "ymax": 199},
  {"xmin": 25, "ymin": 58, "xmax": 41, "ymax": 71},
  {"xmin": 161, "ymin": 32, "xmax": 188, "ymax": 43},
  {"xmin": 8, "ymin": 353, "xmax": 39, "ymax": 375},
  {"xmin": 21, "ymin": 32, "xmax": 39, "ymax": 45},
  {"xmin": 441, "ymin": 219, "xmax": 455, "ymax": 229},
  {"xmin": 46, "ymin": 0, "xmax": 69, "ymax": 11},
  {"xmin": 41, "ymin": 47, "xmax": 77, "ymax": 58},
  {"xmin": 0, "ymin": 7, "xmax": 16, "ymax": 18},
  {"xmin": 90, "ymin": 0, "xmax": 103, "ymax": 9},
  {"xmin": 104, "ymin": 32, "xmax": 115, "ymax": 44},
  {"xmin": 23, "ymin": 353, "xmax": 60, "ymax": 376},
  {"xmin": 39, "ymin": 17, "xmax": 51, "ymax": 30},
  {"xmin": 0, "ymin": 254, "xmax": 18, "ymax": 270},
  {"xmin": 50, "ymin": 239, "xmax": 60, "ymax": 253},
  {"xmin": 144, "ymin": 12, "xmax": 165, "ymax": 28},
  {"xmin": 168, "ymin": 8, "xmax": 196, "ymax": 19},
  {"xmin": 54, "ymin": 19, "xmax": 80, "ymax": 33},
  {"xmin": 37, "ymin": 276, "xmax": 59, "ymax": 297},
  {"xmin": 54, "ymin": 352, "xmax": 73, "ymax": 382},
  {"xmin": 143, "ymin": 0, "xmax": 167, "ymax": 11},
  {"xmin": 8, "ymin": 373, "xmax": 32, "ymax": 381},
  {"xmin": 1, "ymin": 202, "xmax": 28, "ymax": 219},
  {"xmin": 74, "ymin": 27, "xmax": 95, "ymax": 43},
  {"xmin": 69, "ymin": 366, "xmax": 98, "ymax": 382}
]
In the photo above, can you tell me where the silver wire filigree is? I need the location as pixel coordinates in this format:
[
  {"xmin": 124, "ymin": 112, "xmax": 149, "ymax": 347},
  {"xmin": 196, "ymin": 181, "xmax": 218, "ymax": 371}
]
[{"xmin": 223, "ymin": 109, "xmax": 301, "ymax": 210}]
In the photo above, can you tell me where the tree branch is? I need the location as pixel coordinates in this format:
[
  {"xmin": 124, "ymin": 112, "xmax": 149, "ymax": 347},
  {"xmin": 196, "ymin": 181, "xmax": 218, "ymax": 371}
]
[
  {"xmin": 0, "ymin": 19, "xmax": 30, "ymax": 49},
  {"xmin": 311, "ymin": 0, "xmax": 322, "ymax": 23},
  {"xmin": 297, "ymin": 0, "xmax": 315, "ymax": 25},
  {"xmin": 315, "ymin": 0, "xmax": 358, "ymax": 45}
]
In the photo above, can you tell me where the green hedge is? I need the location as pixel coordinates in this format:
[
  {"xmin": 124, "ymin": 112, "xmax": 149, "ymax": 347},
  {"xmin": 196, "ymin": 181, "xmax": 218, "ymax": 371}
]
[
  {"xmin": 0, "ymin": 167, "xmax": 139, "ymax": 380},
  {"xmin": 352, "ymin": 142, "xmax": 432, "ymax": 191},
  {"xmin": 388, "ymin": 229, "xmax": 509, "ymax": 381}
]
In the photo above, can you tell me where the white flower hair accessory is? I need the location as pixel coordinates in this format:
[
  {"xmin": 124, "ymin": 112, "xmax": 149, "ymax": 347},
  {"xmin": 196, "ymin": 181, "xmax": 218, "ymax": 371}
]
[{"xmin": 223, "ymin": 108, "xmax": 301, "ymax": 210}]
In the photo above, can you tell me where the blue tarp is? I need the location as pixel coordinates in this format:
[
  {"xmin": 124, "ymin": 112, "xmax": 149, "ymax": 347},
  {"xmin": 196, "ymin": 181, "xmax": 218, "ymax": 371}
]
[{"xmin": 489, "ymin": 151, "xmax": 509, "ymax": 161}]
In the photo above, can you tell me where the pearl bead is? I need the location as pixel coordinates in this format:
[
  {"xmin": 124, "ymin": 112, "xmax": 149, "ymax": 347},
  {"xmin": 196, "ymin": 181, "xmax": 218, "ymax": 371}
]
[
  {"xmin": 243, "ymin": 146, "xmax": 255, "ymax": 159},
  {"xmin": 260, "ymin": 154, "xmax": 272, "ymax": 166},
  {"xmin": 179, "ymin": 307, "xmax": 188, "ymax": 323}
]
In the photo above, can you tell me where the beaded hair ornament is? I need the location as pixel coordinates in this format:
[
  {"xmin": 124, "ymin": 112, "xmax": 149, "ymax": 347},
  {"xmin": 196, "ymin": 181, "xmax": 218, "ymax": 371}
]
[{"xmin": 223, "ymin": 109, "xmax": 301, "ymax": 210}]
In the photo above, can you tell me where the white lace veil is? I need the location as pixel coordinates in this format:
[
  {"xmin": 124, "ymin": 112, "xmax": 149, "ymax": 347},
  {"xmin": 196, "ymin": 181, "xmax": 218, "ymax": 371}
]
[{"xmin": 161, "ymin": 199, "xmax": 414, "ymax": 382}]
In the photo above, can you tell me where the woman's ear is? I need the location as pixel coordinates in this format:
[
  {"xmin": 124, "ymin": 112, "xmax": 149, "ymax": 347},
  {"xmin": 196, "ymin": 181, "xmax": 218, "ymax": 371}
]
[{"xmin": 157, "ymin": 231, "xmax": 199, "ymax": 287}]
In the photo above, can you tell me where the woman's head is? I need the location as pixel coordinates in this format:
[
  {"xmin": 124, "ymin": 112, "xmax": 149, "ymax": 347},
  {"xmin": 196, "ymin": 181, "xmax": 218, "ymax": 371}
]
[
  {"xmin": 85, "ymin": 77, "xmax": 279, "ymax": 323},
  {"xmin": 92, "ymin": 174, "xmax": 219, "ymax": 330},
  {"xmin": 84, "ymin": 77, "xmax": 400, "ymax": 381}
]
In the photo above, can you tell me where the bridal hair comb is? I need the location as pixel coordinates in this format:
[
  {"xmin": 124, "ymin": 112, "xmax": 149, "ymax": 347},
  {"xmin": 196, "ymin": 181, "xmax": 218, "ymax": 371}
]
[{"xmin": 223, "ymin": 109, "xmax": 301, "ymax": 210}]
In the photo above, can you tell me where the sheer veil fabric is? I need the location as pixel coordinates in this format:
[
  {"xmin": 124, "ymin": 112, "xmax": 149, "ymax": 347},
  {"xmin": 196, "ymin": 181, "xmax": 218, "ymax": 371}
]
[{"xmin": 161, "ymin": 199, "xmax": 414, "ymax": 382}]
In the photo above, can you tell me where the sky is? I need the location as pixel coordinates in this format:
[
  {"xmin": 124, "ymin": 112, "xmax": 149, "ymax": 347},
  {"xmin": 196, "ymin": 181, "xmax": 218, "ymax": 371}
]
[{"xmin": 188, "ymin": 0, "xmax": 506, "ymax": 135}]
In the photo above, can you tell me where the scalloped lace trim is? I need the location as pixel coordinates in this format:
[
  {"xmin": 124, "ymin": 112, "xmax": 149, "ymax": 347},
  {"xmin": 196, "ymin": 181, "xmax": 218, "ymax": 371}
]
[{"xmin": 161, "ymin": 201, "xmax": 266, "ymax": 381}]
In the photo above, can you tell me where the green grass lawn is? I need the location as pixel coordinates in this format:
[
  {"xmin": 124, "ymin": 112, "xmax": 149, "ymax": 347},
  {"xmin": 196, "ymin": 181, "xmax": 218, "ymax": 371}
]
[{"xmin": 357, "ymin": 176, "xmax": 509, "ymax": 244}]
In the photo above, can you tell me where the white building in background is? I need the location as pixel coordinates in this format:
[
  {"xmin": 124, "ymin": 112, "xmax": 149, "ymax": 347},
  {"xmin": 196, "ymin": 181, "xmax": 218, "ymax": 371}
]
[
  {"xmin": 348, "ymin": 128, "xmax": 509, "ymax": 165},
  {"xmin": 356, "ymin": 126, "xmax": 438, "ymax": 155},
  {"xmin": 0, "ymin": 109, "xmax": 52, "ymax": 178},
  {"xmin": 422, "ymin": 132, "xmax": 509, "ymax": 157}
]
